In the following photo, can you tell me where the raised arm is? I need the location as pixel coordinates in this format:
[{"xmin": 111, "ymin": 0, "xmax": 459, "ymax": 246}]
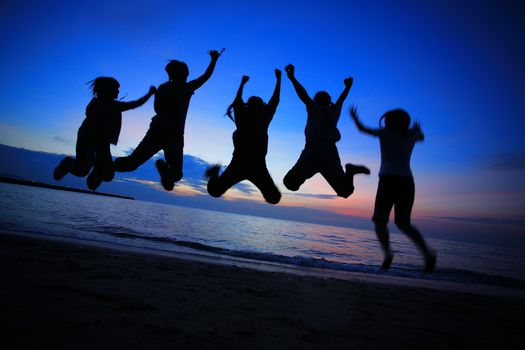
[
  {"xmin": 267, "ymin": 69, "xmax": 281, "ymax": 114},
  {"xmin": 226, "ymin": 75, "xmax": 249, "ymax": 122},
  {"xmin": 119, "ymin": 86, "xmax": 156, "ymax": 111},
  {"xmin": 186, "ymin": 49, "xmax": 222, "ymax": 91},
  {"xmin": 285, "ymin": 64, "xmax": 313, "ymax": 106},
  {"xmin": 335, "ymin": 77, "xmax": 353, "ymax": 110},
  {"xmin": 236, "ymin": 75, "xmax": 249, "ymax": 102},
  {"xmin": 350, "ymin": 106, "xmax": 381, "ymax": 136}
]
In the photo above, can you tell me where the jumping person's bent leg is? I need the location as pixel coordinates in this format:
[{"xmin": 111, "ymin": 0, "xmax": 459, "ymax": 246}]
[
  {"xmin": 97, "ymin": 143, "xmax": 115, "ymax": 182},
  {"xmin": 87, "ymin": 142, "xmax": 113, "ymax": 191},
  {"xmin": 393, "ymin": 176, "xmax": 436, "ymax": 272},
  {"xmin": 283, "ymin": 148, "xmax": 317, "ymax": 192},
  {"xmin": 344, "ymin": 163, "xmax": 370, "ymax": 194},
  {"xmin": 54, "ymin": 138, "xmax": 95, "ymax": 180},
  {"xmin": 114, "ymin": 128, "xmax": 161, "ymax": 173},
  {"xmin": 319, "ymin": 146, "xmax": 353, "ymax": 198},
  {"xmin": 249, "ymin": 160, "xmax": 281, "ymax": 205},
  {"xmin": 396, "ymin": 223, "xmax": 436, "ymax": 272},
  {"xmin": 54, "ymin": 157, "xmax": 76, "ymax": 180},
  {"xmin": 207, "ymin": 159, "xmax": 245, "ymax": 198},
  {"xmin": 372, "ymin": 176, "xmax": 395, "ymax": 269},
  {"xmin": 162, "ymin": 137, "xmax": 184, "ymax": 183},
  {"xmin": 374, "ymin": 223, "xmax": 394, "ymax": 270},
  {"xmin": 154, "ymin": 136, "xmax": 183, "ymax": 191}
]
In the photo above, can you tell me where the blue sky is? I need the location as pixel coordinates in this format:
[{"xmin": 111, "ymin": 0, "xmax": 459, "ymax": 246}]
[{"xmin": 1, "ymin": 0, "xmax": 524, "ymax": 243}]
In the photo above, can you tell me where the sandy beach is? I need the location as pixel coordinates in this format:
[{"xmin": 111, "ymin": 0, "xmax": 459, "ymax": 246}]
[{"xmin": 0, "ymin": 232, "xmax": 523, "ymax": 350}]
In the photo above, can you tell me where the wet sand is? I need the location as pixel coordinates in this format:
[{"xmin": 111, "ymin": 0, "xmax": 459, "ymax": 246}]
[{"xmin": 0, "ymin": 232, "xmax": 523, "ymax": 349}]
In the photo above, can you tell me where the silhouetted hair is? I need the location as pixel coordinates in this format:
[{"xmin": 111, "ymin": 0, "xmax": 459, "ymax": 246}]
[
  {"xmin": 165, "ymin": 60, "xmax": 189, "ymax": 82},
  {"xmin": 380, "ymin": 109, "xmax": 411, "ymax": 133},
  {"xmin": 226, "ymin": 96, "xmax": 266, "ymax": 122},
  {"xmin": 313, "ymin": 91, "xmax": 333, "ymax": 107},
  {"xmin": 247, "ymin": 96, "xmax": 265, "ymax": 111},
  {"xmin": 88, "ymin": 77, "xmax": 119, "ymax": 98}
]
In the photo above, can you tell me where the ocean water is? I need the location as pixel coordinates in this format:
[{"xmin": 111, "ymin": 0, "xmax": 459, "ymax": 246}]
[{"xmin": 1, "ymin": 183, "xmax": 524, "ymax": 292}]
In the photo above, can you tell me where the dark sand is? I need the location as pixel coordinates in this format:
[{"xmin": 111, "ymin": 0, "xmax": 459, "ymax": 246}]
[{"xmin": 0, "ymin": 232, "xmax": 523, "ymax": 350}]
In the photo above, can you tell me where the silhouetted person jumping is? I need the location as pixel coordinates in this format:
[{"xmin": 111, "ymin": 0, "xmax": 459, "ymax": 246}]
[
  {"xmin": 206, "ymin": 70, "xmax": 282, "ymax": 204},
  {"xmin": 283, "ymin": 64, "xmax": 369, "ymax": 198},
  {"xmin": 350, "ymin": 106, "xmax": 436, "ymax": 272},
  {"xmin": 114, "ymin": 49, "xmax": 223, "ymax": 191},
  {"xmin": 53, "ymin": 77, "xmax": 156, "ymax": 190}
]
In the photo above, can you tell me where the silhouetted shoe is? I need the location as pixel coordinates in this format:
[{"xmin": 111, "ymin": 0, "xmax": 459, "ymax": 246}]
[
  {"xmin": 345, "ymin": 163, "xmax": 370, "ymax": 175},
  {"xmin": 380, "ymin": 253, "xmax": 394, "ymax": 271},
  {"xmin": 86, "ymin": 172, "xmax": 102, "ymax": 191},
  {"xmin": 204, "ymin": 164, "xmax": 221, "ymax": 179},
  {"xmin": 53, "ymin": 157, "xmax": 73, "ymax": 180},
  {"xmin": 156, "ymin": 159, "xmax": 174, "ymax": 191},
  {"xmin": 424, "ymin": 250, "xmax": 437, "ymax": 273}
]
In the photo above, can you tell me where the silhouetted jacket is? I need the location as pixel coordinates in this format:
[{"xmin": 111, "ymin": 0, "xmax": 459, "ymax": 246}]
[
  {"xmin": 231, "ymin": 99, "xmax": 278, "ymax": 157},
  {"xmin": 79, "ymin": 98, "xmax": 135, "ymax": 145},
  {"xmin": 151, "ymin": 82, "xmax": 193, "ymax": 136},
  {"xmin": 304, "ymin": 103, "xmax": 342, "ymax": 145}
]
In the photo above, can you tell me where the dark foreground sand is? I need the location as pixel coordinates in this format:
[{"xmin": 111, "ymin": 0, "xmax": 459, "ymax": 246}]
[{"xmin": 0, "ymin": 233, "xmax": 523, "ymax": 350}]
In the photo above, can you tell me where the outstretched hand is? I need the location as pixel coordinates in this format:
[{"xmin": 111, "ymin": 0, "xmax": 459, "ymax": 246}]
[
  {"xmin": 241, "ymin": 75, "xmax": 250, "ymax": 84},
  {"xmin": 285, "ymin": 64, "xmax": 295, "ymax": 77},
  {"xmin": 344, "ymin": 77, "xmax": 354, "ymax": 88},
  {"xmin": 349, "ymin": 106, "xmax": 359, "ymax": 121},
  {"xmin": 148, "ymin": 86, "xmax": 157, "ymax": 95},
  {"xmin": 275, "ymin": 69, "xmax": 282, "ymax": 79},
  {"xmin": 209, "ymin": 48, "xmax": 225, "ymax": 61},
  {"xmin": 413, "ymin": 120, "xmax": 421, "ymax": 130}
]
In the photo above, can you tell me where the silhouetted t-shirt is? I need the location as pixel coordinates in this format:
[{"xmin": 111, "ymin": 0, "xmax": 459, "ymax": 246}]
[
  {"xmin": 231, "ymin": 98, "xmax": 278, "ymax": 157},
  {"xmin": 377, "ymin": 128, "xmax": 423, "ymax": 177},
  {"xmin": 150, "ymin": 81, "xmax": 194, "ymax": 136},
  {"xmin": 304, "ymin": 103, "xmax": 342, "ymax": 145},
  {"xmin": 79, "ymin": 97, "xmax": 134, "ymax": 145}
]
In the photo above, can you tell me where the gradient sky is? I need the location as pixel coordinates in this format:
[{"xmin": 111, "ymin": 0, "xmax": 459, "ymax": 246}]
[{"xmin": 1, "ymin": 0, "xmax": 524, "ymax": 243}]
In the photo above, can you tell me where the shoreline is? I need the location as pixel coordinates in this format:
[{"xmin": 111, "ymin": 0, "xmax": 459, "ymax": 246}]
[
  {"xmin": 1, "ymin": 230, "xmax": 524, "ymax": 349},
  {"xmin": 4, "ymin": 229, "xmax": 524, "ymax": 299}
]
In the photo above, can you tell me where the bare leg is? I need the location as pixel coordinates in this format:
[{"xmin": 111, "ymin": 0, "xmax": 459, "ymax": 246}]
[
  {"xmin": 86, "ymin": 143, "xmax": 113, "ymax": 191},
  {"xmin": 283, "ymin": 148, "xmax": 317, "ymax": 192},
  {"xmin": 375, "ymin": 223, "xmax": 394, "ymax": 270},
  {"xmin": 114, "ymin": 129, "xmax": 161, "ymax": 173},
  {"xmin": 396, "ymin": 223, "xmax": 436, "ymax": 272},
  {"xmin": 248, "ymin": 162, "xmax": 281, "ymax": 205},
  {"xmin": 159, "ymin": 139, "xmax": 184, "ymax": 191},
  {"xmin": 319, "ymin": 147, "xmax": 359, "ymax": 198},
  {"xmin": 54, "ymin": 138, "xmax": 94, "ymax": 180},
  {"xmin": 206, "ymin": 159, "xmax": 245, "ymax": 198}
]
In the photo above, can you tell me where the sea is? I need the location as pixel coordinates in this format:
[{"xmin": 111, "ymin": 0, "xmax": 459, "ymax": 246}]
[{"xmin": 1, "ymin": 182, "xmax": 524, "ymax": 296}]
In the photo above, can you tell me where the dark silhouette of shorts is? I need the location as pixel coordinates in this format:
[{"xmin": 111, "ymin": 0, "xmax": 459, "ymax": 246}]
[
  {"xmin": 283, "ymin": 143, "xmax": 353, "ymax": 198},
  {"xmin": 372, "ymin": 175, "xmax": 415, "ymax": 225},
  {"xmin": 72, "ymin": 137, "xmax": 113, "ymax": 179},
  {"xmin": 207, "ymin": 155, "xmax": 281, "ymax": 204}
]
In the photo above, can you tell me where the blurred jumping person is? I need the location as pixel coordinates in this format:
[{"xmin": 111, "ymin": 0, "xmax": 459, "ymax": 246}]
[{"xmin": 350, "ymin": 106, "xmax": 436, "ymax": 272}]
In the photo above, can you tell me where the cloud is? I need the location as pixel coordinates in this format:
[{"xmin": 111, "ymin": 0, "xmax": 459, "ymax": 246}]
[
  {"xmin": 428, "ymin": 215, "xmax": 525, "ymax": 226},
  {"xmin": 483, "ymin": 153, "xmax": 525, "ymax": 171},
  {"xmin": 53, "ymin": 136, "xmax": 73, "ymax": 145},
  {"xmin": 114, "ymin": 152, "xmax": 260, "ymax": 197}
]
